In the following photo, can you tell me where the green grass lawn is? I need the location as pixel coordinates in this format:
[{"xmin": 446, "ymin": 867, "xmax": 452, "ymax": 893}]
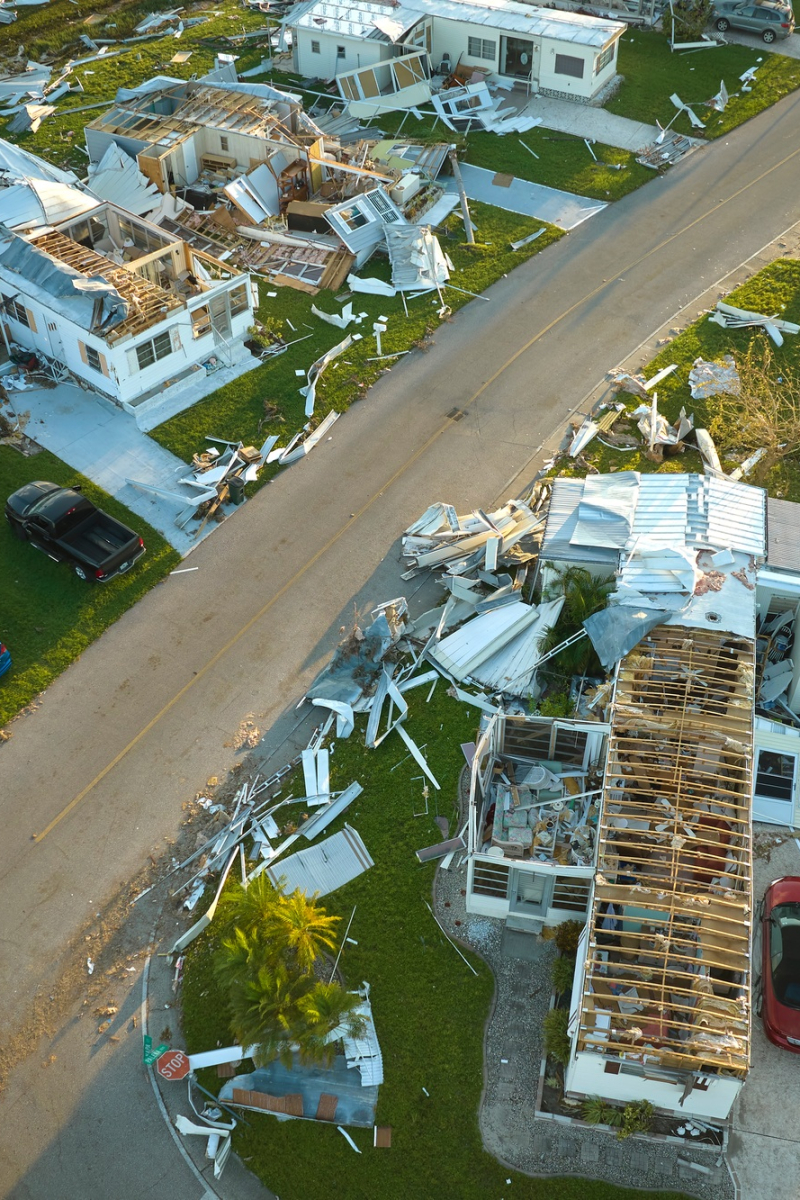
[
  {"xmin": 570, "ymin": 256, "xmax": 800, "ymax": 500},
  {"xmin": 149, "ymin": 201, "xmax": 563, "ymax": 465},
  {"xmin": 0, "ymin": 445, "xmax": 179, "ymax": 727},
  {"xmin": 609, "ymin": 28, "xmax": 800, "ymax": 138},
  {"xmin": 181, "ymin": 689, "xmax": 688, "ymax": 1200}
]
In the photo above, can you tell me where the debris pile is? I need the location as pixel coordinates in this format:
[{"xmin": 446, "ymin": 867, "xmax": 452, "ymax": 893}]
[{"xmin": 709, "ymin": 301, "xmax": 800, "ymax": 348}]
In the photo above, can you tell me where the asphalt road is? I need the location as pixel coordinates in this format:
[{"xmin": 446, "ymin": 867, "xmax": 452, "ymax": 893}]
[{"xmin": 2, "ymin": 90, "xmax": 800, "ymax": 1199}]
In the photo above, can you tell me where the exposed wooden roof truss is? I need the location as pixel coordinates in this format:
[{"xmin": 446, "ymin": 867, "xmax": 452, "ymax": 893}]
[
  {"xmin": 577, "ymin": 625, "xmax": 754, "ymax": 1078},
  {"xmin": 31, "ymin": 229, "xmax": 182, "ymax": 343}
]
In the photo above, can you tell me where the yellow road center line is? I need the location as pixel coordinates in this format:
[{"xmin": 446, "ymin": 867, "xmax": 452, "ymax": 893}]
[{"xmin": 34, "ymin": 141, "xmax": 800, "ymax": 842}]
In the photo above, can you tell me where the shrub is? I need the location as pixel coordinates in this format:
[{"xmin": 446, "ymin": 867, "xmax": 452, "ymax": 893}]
[
  {"xmin": 554, "ymin": 920, "xmax": 584, "ymax": 957},
  {"xmin": 543, "ymin": 1007, "xmax": 571, "ymax": 1066},
  {"xmin": 551, "ymin": 954, "xmax": 576, "ymax": 996},
  {"xmin": 617, "ymin": 1099, "xmax": 655, "ymax": 1140},
  {"xmin": 538, "ymin": 692, "xmax": 574, "ymax": 718},
  {"xmin": 582, "ymin": 1096, "xmax": 623, "ymax": 1127}
]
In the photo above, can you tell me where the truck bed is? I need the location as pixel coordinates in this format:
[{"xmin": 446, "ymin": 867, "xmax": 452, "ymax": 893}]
[{"xmin": 60, "ymin": 513, "xmax": 137, "ymax": 566}]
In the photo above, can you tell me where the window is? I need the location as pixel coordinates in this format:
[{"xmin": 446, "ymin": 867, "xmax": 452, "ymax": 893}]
[
  {"xmin": 135, "ymin": 329, "xmax": 173, "ymax": 371},
  {"xmin": 467, "ymin": 36, "xmax": 496, "ymax": 60},
  {"xmin": 336, "ymin": 44, "xmax": 345, "ymax": 58},
  {"xmin": 311, "ymin": 39, "xmax": 320, "ymax": 53},
  {"xmin": 219, "ymin": 136, "xmax": 229, "ymax": 152},
  {"xmin": 472, "ymin": 860, "xmax": 509, "ymax": 898},
  {"xmin": 756, "ymin": 750, "xmax": 796, "ymax": 802},
  {"xmin": 191, "ymin": 306, "xmax": 211, "ymax": 338},
  {"xmin": 85, "ymin": 345, "xmax": 102, "ymax": 372},
  {"xmin": 3, "ymin": 294, "xmax": 29, "ymax": 326},
  {"xmin": 229, "ymin": 282, "xmax": 249, "ymax": 317},
  {"xmin": 341, "ymin": 207, "xmax": 370, "ymax": 231},
  {"xmin": 553, "ymin": 727, "xmax": 588, "ymax": 765},
  {"xmin": 595, "ymin": 44, "xmax": 615, "ymax": 74},
  {"xmin": 555, "ymin": 53, "xmax": 584, "ymax": 79}
]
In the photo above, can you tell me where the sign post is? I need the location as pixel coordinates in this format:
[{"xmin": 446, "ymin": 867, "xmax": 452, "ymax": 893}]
[{"xmin": 156, "ymin": 1049, "xmax": 191, "ymax": 1082}]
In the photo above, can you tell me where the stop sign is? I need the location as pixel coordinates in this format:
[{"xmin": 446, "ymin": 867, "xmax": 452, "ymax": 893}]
[{"xmin": 156, "ymin": 1049, "xmax": 190, "ymax": 1081}]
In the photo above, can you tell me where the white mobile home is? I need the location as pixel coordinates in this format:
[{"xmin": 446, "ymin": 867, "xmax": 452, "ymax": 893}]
[{"xmin": 287, "ymin": 0, "xmax": 625, "ymax": 103}]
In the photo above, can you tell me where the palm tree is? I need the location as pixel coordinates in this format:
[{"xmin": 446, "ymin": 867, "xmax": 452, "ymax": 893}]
[
  {"xmin": 266, "ymin": 889, "xmax": 340, "ymax": 973},
  {"xmin": 226, "ymin": 958, "xmax": 312, "ymax": 1069},
  {"xmin": 216, "ymin": 873, "xmax": 282, "ymax": 942},
  {"xmin": 540, "ymin": 566, "xmax": 614, "ymax": 678},
  {"xmin": 295, "ymin": 981, "xmax": 368, "ymax": 1067}
]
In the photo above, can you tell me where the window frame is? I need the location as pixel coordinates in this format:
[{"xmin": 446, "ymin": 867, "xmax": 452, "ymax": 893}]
[
  {"xmin": 229, "ymin": 282, "xmax": 249, "ymax": 317},
  {"xmin": 336, "ymin": 44, "xmax": 346, "ymax": 58},
  {"xmin": 311, "ymin": 38, "xmax": 320, "ymax": 53},
  {"xmin": 135, "ymin": 329, "xmax": 174, "ymax": 372},
  {"xmin": 3, "ymin": 294, "xmax": 29, "ymax": 327},
  {"xmin": 554, "ymin": 52, "xmax": 585, "ymax": 79},
  {"xmin": 594, "ymin": 43, "xmax": 614, "ymax": 74},
  {"xmin": 467, "ymin": 35, "xmax": 496, "ymax": 61},
  {"xmin": 755, "ymin": 749, "xmax": 797, "ymax": 803},
  {"xmin": 85, "ymin": 344, "xmax": 102, "ymax": 372}
]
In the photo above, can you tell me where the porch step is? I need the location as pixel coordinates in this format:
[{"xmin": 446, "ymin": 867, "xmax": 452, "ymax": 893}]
[{"xmin": 505, "ymin": 913, "xmax": 544, "ymax": 934}]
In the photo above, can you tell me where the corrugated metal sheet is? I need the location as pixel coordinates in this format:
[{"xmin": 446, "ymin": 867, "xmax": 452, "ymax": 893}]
[
  {"xmin": 0, "ymin": 180, "xmax": 98, "ymax": 232},
  {"xmin": 267, "ymin": 824, "xmax": 373, "ymax": 897},
  {"xmin": 0, "ymin": 139, "xmax": 78, "ymax": 186},
  {"xmin": 540, "ymin": 477, "xmax": 619, "ymax": 566},
  {"xmin": 87, "ymin": 143, "xmax": 161, "ymax": 216},
  {"xmin": 766, "ymin": 497, "xmax": 800, "ymax": 571},
  {"xmin": 631, "ymin": 475, "xmax": 689, "ymax": 547},
  {"xmin": 572, "ymin": 472, "xmax": 638, "ymax": 549},
  {"xmin": 428, "ymin": 602, "xmax": 540, "ymax": 681},
  {"xmin": 705, "ymin": 475, "xmax": 765, "ymax": 558},
  {"xmin": 343, "ymin": 1002, "xmax": 383, "ymax": 1086}
]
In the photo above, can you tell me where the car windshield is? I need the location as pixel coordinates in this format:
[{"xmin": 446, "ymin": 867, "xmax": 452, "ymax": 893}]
[{"xmin": 769, "ymin": 902, "xmax": 800, "ymax": 1008}]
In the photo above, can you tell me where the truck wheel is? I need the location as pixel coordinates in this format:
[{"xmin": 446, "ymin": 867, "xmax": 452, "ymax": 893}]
[
  {"xmin": 8, "ymin": 520, "xmax": 27, "ymax": 541},
  {"xmin": 74, "ymin": 564, "xmax": 90, "ymax": 581}
]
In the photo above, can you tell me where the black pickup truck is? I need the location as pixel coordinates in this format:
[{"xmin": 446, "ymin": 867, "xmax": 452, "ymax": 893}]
[{"xmin": 5, "ymin": 482, "xmax": 145, "ymax": 582}]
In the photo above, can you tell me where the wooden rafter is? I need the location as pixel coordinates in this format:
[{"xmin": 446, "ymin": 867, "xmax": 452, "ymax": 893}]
[
  {"xmin": 31, "ymin": 229, "xmax": 182, "ymax": 343},
  {"xmin": 576, "ymin": 625, "xmax": 754, "ymax": 1077}
]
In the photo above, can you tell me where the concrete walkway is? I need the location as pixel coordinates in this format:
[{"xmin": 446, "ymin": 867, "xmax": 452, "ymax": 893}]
[
  {"xmin": 7, "ymin": 381, "xmax": 206, "ymax": 555},
  {"xmin": 524, "ymin": 93, "xmax": 666, "ymax": 152}
]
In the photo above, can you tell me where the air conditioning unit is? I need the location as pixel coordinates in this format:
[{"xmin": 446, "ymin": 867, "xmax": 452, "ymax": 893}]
[{"xmin": 390, "ymin": 173, "xmax": 421, "ymax": 205}]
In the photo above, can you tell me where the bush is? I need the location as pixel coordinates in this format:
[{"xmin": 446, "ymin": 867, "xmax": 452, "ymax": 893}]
[
  {"xmin": 666, "ymin": 0, "xmax": 714, "ymax": 41},
  {"xmin": 538, "ymin": 692, "xmax": 574, "ymax": 718},
  {"xmin": 617, "ymin": 1099, "xmax": 655, "ymax": 1140},
  {"xmin": 551, "ymin": 954, "xmax": 576, "ymax": 996},
  {"xmin": 543, "ymin": 1007, "xmax": 572, "ymax": 1066},
  {"xmin": 554, "ymin": 920, "xmax": 584, "ymax": 957},
  {"xmin": 582, "ymin": 1096, "xmax": 623, "ymax": 1127}
]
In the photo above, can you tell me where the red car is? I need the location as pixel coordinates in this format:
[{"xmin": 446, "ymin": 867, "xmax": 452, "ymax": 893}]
[{"xmin": 762, "ymin": 876, "xmax": 800, "ymax": 1052}]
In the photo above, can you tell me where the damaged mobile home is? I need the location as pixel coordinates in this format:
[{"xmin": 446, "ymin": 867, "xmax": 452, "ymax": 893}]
[
  {"xmin": 459, "ymin": 470, "xmax": 800, "ymax": 1122},
  {"xmin": 83, "ymin": 67, "xmax": 455, "ymax": 292},
  {"xmin": 0, "ymin": 140, "xmax": 255, "ymax": 423},
  {"xmin": 286, "ymin": 0, "xmax": 625, "ymax": 105}
]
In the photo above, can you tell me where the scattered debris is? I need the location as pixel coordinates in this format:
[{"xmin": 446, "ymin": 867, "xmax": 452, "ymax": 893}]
[
  {"xmin": 689, "ymin": 355, "xmax": 740, "ymax": 398},
  {"xmin": 709, "ymin": 301, "xmax": 800, "ymax": 348}
]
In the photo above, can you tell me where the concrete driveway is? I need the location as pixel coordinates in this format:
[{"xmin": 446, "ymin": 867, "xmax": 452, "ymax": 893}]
[
  {"xmin": 728, "ymin": 833, "xmax": 800, "ymax": 1200},
  {"xmin": 722, "ymin": 27, "xmax": 800, "ymax": 57},
  {"xmin": 7, "ymin": 380, "xmax": 210, "ymax": 555}
]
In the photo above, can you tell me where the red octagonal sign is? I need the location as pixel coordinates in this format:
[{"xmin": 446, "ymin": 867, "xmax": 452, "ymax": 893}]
[{"xmin": 156, "ymin": 1049, "xmax": 190, "ymax": 1081}]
